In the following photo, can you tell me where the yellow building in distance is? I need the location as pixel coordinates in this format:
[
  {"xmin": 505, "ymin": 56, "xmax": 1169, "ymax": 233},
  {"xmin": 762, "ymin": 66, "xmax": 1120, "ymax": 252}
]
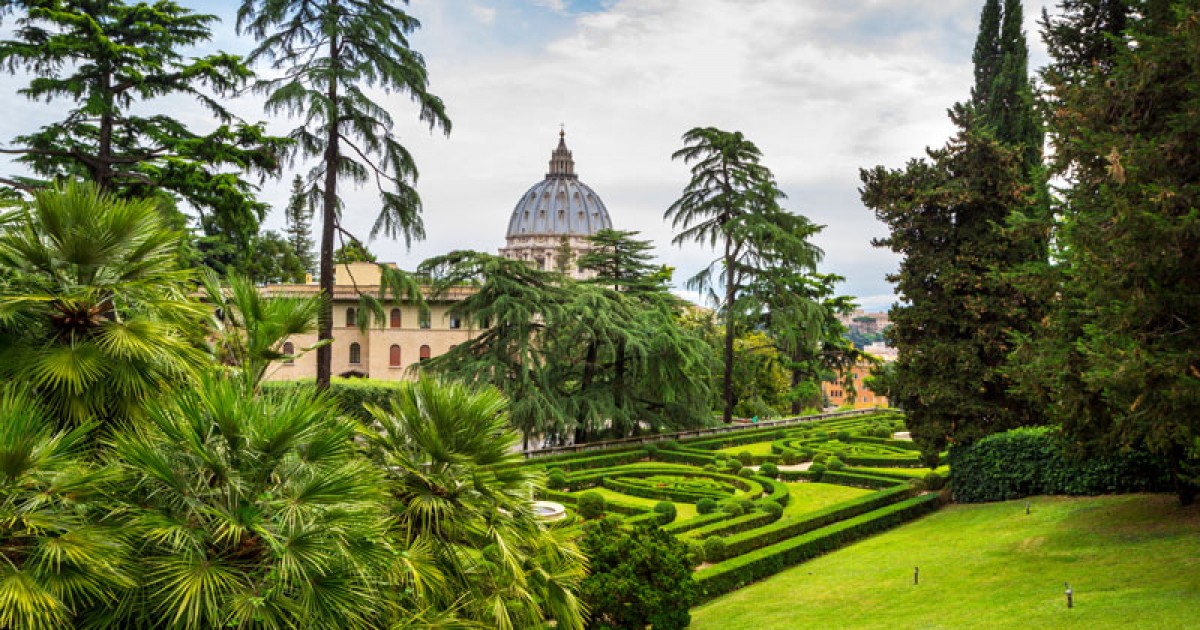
[{"xmin": 264, "ymin": 262, "xmax": 478, "ymax": 382}]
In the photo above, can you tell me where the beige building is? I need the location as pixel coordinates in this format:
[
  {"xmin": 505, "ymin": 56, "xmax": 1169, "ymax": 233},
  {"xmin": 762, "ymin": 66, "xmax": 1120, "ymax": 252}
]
[{"xmin": 264, "ymin": 262, "xmax": 478, "ymax": 382}]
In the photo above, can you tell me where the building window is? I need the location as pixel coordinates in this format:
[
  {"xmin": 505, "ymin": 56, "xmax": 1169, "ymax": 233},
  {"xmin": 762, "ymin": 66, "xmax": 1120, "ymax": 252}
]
[
  {"xmin": 349, "ymin": 342, "xmax": 361, "ymax": 365},
  {"xmin": 389, "ymin": 344, "xmax": 401, "ymax": 367},
  {"xmin": 419, "ymin": 314, "xmax": 431, "ymax": 329},
  {"xmin": 419, "ymin": 345, "xmax": 431, "ymax": 363},
  {"xmin": 390, "ymin": 308, "xmax": 402, "ymax": 328},
  {"xmin": 345, "ymin": 307, "xmax": 357, "ymax": 328},
  {"xmin": 449, "ymin": 316, "xmax": 461, "ymax": 329},
  {"xmin": 282, "ymin": 342, "xmax": 294, "ymax": 365}
]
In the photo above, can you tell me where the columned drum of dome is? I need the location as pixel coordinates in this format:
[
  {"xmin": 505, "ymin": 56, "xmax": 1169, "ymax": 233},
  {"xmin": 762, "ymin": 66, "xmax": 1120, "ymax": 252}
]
[{"xmin": 499, "ymin": 131, "xmax": 614, "ymax": 278}]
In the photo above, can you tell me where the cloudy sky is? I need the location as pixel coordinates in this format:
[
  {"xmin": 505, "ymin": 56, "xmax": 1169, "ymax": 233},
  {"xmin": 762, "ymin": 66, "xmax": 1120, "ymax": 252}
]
[{"xmin": 0, "ymin": 0, "xmax": 1057, "ymax": 311}]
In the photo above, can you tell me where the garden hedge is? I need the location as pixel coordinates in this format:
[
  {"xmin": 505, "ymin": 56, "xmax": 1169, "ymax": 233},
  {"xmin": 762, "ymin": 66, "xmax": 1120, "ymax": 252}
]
[
  {"xmin": 694, "ymin": 492, "xmax": 944, "ymax": 601},
  {"xmin": 949, "ymin": 426, "xmax": 1172, "ymax": 502},
  {"xmin": 707, "ymin": 485, "xmax": 915, "ymax": 562}
]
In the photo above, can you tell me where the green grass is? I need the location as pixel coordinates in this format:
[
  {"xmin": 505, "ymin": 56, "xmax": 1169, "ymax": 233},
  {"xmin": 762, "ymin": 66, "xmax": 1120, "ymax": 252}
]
[
  {"xmin": 583, "ymin": 487, "xmax": 697, "ymax": 521},
  {"xmin": 717, "ymin": 441, "xmax": 776, "ymax": 456},
  {"xmin": 848, "ymin": 465, "xmax": 950, "ymax": 478},
  {"xmin": 691, "ymin": 494, "xmax": 1200, "ymax": 629},
  {"xmin": 780, "ymin": 482, "xmax": 872, "ymax": 518}
]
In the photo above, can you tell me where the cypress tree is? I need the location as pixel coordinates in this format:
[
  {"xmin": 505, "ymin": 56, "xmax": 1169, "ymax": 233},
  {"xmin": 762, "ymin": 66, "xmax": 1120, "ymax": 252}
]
[
  {"xmin": 861, "ymin": 0, "xmax": 1046, "ymax": 460},
  {"xmin": 1014, "ymin": 0, "xmax": 1199, "ymax": 504},
  {"xmin": 283, "ymin": 175, "xmax": 316, "ymax": 276}
]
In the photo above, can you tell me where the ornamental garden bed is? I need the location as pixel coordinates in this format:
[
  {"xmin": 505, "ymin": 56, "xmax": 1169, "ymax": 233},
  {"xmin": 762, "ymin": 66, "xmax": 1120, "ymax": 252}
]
[{"xmin": 525, "ymin": 411, "xmax": 948, "ymax": 600}]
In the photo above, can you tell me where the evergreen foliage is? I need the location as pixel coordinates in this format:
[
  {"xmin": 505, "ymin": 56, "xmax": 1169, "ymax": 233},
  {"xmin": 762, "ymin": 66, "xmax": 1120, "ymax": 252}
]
[
  {"xmin": 666, "ymin": 127, "xmax": 823, "ymax": 423},
  {"xmin": 949, "ymin": 426, "xmax": 1171, "ymax": 502},
  {"xmin": 237, "ymin": 0, "xmax": 451, "ymax": 389},
  {"xmin": 580, "ymin": 518, "xmax": 697, "ymax": 630},
  {"xmin": 1013, "ymin": 0, "xmax": 1200, "ymax": 503},
  {"xmin": 0, "ymin": 0, "xmax": 288, "ymax": 271},
  {"xmin": 861, "ymin": 0, "xmax": 1046, "ymax": 461},
  {"xmin": 283, "ymin": 174, "xmax": 316, "ymax": 275}
]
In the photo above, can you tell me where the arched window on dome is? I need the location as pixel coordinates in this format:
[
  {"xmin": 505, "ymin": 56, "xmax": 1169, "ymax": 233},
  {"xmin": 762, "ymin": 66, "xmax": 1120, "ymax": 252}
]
[
  {"xmin": 390, "ymin": 308, "xmax": 402, "ymax": 328},
  {"xmin": 389, "ymin": 344, "xmax": 401, "ymax": 367}
]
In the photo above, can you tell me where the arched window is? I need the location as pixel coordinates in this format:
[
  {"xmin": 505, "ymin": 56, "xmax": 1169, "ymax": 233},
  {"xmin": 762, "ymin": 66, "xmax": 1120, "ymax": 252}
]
[
  {"xmin": 419, "ymin": 313, "xmax": 431, "ymax": 329},
  {"xmin": 345, "ymin": 307, "xmax": 357, "ymax": 328},
  {"xmin": 389, "ymin": 344, "xmax": 401, "ymax": 367},
  {"xmin": 419, "ymin": 345, "xmax": 431, "ymax": 363},
  {"xmin": 349, "ymin": 342, "xmax": 361, "ymax": 365},
  {"xmin": 390, "ymin": 308, "xmax": 402, "ymax": 328},
  {"xmin": 449, "ymin": 316, "xmax": 461, "ymax": 330},
  {"xmin": 282, "ymin": 342, "xmax": 295, "ymax": 365}
]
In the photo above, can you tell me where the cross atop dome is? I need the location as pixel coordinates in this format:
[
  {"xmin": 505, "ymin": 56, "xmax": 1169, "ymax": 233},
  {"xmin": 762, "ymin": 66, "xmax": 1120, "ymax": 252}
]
[{"xmin": 547, "ymin": 128, "xmax": 576, "ymax": 178}]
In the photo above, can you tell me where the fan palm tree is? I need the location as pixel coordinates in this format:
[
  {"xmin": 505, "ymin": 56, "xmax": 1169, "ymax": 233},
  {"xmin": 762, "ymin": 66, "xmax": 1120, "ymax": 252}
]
[
  {"xmin": 200, "ymin": 270, "xmax": 326, "ymax": 393},
  {"xmin": 0, "ymin": 182, "xmax": 207, "ymax": 425},
  {"xmin": 0, "ymin": 385, "xmax": 133, "ymax": 630},
  {"xmin": 107, "ymin": 374, "xmax": 403, "ymax": 629},
  {"xmin": 361, "ymin": 378, "xmax": 588, "ymax": 629}
]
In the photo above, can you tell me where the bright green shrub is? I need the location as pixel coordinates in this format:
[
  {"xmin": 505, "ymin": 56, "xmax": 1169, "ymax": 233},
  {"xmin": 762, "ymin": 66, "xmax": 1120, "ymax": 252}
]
[
  {"xmin": 702, "ymin": 536, "xmax": 727, "ymax": 562},
  {"xmin": 654, "ymin": 501, "xmax": 678, "ymax": 524},
  {"xmin": 812, "ymin": 454, "xmax": 827, "ymax": 465},
  {"xmin": 808, "ymin": 463, "xmax": 826, "ymax": 480},
  {"xmin": 726, "ymin": 459, "xmax": 743, "ymax": 473},
  {"xmin": 836, "ymin": 430, "xmax": 852, "ymax": 441},
  {"xmin": 702, "ymin": 464, "xmax": 718, "ymax": 472},
  {"xmin": 720, "ymin": 500, "xmax": 745, "ymax": 517},
  {"xmin": 547, "ymin": 468, "xmax": 568, "ymax": 489},
  {"xmin": 696, "ymin": 498, "xmax": 718, "ymax": 514},
  {"xmin": 736, "ymin": 451, "xmax": 755, "ymax": 465},
  {"xmin": 759, "ymin": 461, "xmax": 779, "ymax": 477},
  {"xmin": 761, "ymin": 500, "xmax": 783, "ymax": 516},
  {"xmin": 578, "ymin": 491, "xmax": 607, "ymax": 520},
  {"xmin": 737, "ymin": 468, "xmax": 755, "ymax": 479},
  {"xmin": 644, "ymin": 443, "xmax": 659, "ymax": 457},
  {"xmin": 826, "ymin": 457, "xmax": 845, "ymax": 471}
]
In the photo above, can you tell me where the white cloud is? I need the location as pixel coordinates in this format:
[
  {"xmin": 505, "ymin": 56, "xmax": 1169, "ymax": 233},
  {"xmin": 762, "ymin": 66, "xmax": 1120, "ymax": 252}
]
[
  {"xmin": 0, "ymin": 0, "xmax": 1059, "ymax": 311},
  {"xmin": 469, "ymin": 4, "xmax": 497, "ymax": 25}
]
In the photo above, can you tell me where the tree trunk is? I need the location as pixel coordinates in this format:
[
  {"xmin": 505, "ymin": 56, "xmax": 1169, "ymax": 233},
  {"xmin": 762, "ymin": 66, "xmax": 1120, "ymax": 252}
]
[
  {"xmin": 790, "ymin": 351, "xmax": 803, "ymax": 416},
  {"xmin": 723, "ymin": 236, "xmax": 736, "ymax": 423},
  {"xmin": 315, "ymin": 30, "xmax": 341, "ymax": 391},
  {"xmin": 576, "ymin": 341, "xmax": 598, "ymax": 444},
  {"xmin": 96, "ymin": 69, "xmax": 114, "ymax": 191}
]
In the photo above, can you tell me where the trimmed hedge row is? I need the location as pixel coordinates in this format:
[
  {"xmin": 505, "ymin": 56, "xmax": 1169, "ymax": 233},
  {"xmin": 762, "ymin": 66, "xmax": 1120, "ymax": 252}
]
[
  {"xmin": 708, "ymin": 485, "xmax": 914, "ymax": 562},
  {"xmin": 601, "ymin": 478, "xmax": 726, "ymax": 503},
  {"xmin": 819, "ymin": 471, "xmax": 908, "ymax": 489},
  {"xmin": 536, "ymin": 489, "xmax": 647, "ymax": 517},
  {"xmin": 695, "ymin": 492, "xmax": 945, "ymax": 601},
  {"xmin": 949, "ymin": 426, "xmax": 1172, "ymax": 502},
  {"xmin": 662, "ymin": 511, "xmax": 730, "ymax": 534},
  {"xmin": 684, "ymin": 508, "xmax": 780, "ymax": 540}
]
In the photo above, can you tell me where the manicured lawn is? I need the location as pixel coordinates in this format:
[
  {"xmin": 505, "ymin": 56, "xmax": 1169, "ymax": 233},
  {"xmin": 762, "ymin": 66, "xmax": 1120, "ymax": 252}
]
[
  {"xmin": 848, "ymin": 465, "xmax": 950, "ymax": 478},
  {"xmin": 691, "ymin": 494, "xmax": 1200, "ymax": 629},
  {"xmin": 584, "ymin": 487, "xmax": 697, "ymax": 521},
  {"xmin": 717, "ymin": 441, "xmax": 776, "ymax": 456},
  {"xmin": 781, "ymin": 482, "xmax": 872, "ymax": 518}
]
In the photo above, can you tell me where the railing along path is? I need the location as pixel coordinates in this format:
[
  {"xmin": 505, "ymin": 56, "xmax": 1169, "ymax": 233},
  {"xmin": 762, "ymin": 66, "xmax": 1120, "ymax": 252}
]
[{"xmin": 521, "ymin": 408, "xmax": 893, "ymax": 459}]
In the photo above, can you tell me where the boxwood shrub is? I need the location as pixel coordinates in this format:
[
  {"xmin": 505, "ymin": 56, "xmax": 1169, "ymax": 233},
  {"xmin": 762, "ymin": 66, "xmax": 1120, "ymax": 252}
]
[{"xmin": 653, "ymin": 501, "xmax": 677, "ymax": 524}]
